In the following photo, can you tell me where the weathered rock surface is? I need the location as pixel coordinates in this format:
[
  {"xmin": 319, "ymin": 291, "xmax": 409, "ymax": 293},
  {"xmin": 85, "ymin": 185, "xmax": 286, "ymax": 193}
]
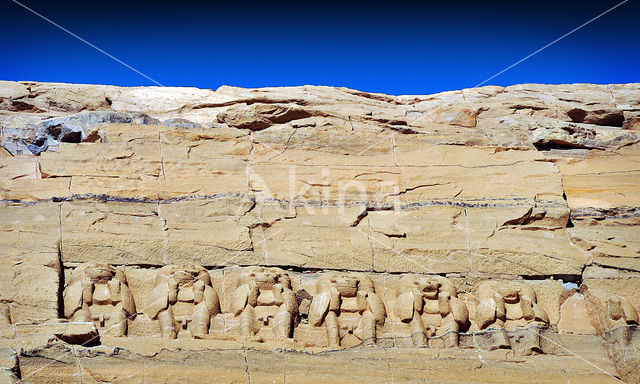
[{"xmin": 0, "ymin": 80, "xmax": 639, "ymax": 383}]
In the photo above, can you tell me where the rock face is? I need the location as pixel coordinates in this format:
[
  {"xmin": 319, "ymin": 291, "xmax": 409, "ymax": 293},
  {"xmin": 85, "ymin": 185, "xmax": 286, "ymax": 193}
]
[{"xmin": 0, "ymin": 80, "xmax": 639, "ymax": 383}]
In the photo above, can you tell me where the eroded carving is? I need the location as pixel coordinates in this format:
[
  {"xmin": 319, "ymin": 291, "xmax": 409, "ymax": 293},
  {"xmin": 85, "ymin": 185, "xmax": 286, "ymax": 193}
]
[
  {"xmin": 63, "ymin": 264, "xmax": 135, "ymax": 337},
  {"xmin": 308, "ymin": 272, "xmax": 386, "ymax": 347},
  {"xmin": 0, "ymin": 303, "xmax": 10, "ymax": 326},
  {"xmin": 0, "ymin": 303, "xmax": 11, "ymax": 326},
  {"xmin": 144, "ymin": 265, "xmax": 220, "ymax": 339},
  {"xmin": 606, "ymin": 296, "xmax": 639, "ymax": 327},
  {"xmin": 57, "ymin": 264, "xmax": 573, "ymax": 356},
  {"xmin": 474, "ymin": 281, "xmax": 549, "ymax": 354},
  {"xmin": 230, "ymin": 266, "xmax": 299, "ymax": 339},
  {"xmin": 599, "ymin": 295, "xmax": 640, "ymax": 348},
  {"xmin": 394, "ymin": 275, "xmax": 468, "ymax": 348},
  {"xmin": 585, "ymin": 293, "xmax": 640, "ymax": 383}
]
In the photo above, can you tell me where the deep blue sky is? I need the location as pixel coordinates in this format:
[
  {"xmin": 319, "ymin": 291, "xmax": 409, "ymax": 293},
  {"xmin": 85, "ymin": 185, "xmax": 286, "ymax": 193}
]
[{"xmin": 1, "ymin": 0, "xmax": 638, "ymax": 95}]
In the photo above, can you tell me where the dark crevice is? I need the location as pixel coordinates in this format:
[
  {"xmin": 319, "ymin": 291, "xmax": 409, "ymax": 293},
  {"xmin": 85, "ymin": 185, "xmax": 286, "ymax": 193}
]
[
  {"xmin": 533, "ymin": 139, "xmax": 601, "ymax": 151},
  {"xmin": 8, "ymin": 100, "xmax": 46, "ymax": 113},
  {"xmin": 567, "ymin": 108, "xmax": 588, "ymax": 123},
  {"xmin": 520, "ymin": 274, "xmax": 581, "ymax": 284},
  {"xmin": 571, "ymin": 207, "xmax": 640, "ymax": 220},
  {"xmin": 589, "ymin": 262, "xmax": 640, "ymax": 275},
  {"xmin": 193, "ymin": 97, "xmax": 310, "ymax": 110},
  {"xmin": 56, "ymin": 242, "xmax": 65, "ymax": 319},
  {"xmin": 511, "ymin": 104, "xmax": 547, "ymax": 111},
  {"xmin": 592, "ymin": 113, "xmax": 625, "ymax": 127},
  {"xmin": 502, "ymin": 208, "xmax": 546, "ymax": 226},
  {"xmin": 567, "ymin": 108, "xmax": 625, "ymax": 127},
  {"xmin": 383, "ymin": 233, "xmax": 406, "ymax": 238},
  {"xmin": 349, "ymin": 208, "xmax": 369, "ymax": 227},
  {"xmin": 2, "ymin": 196, "xmax": 568, "ymax": 212},
  {"xmin": 13, "ymin": 354, "xmax": 21, "ymax": 380},
  {"xmin": 33, "ymin": 136, "xmax": 47, "ymax": 147},
  {"xmin": 60, "ymin": 130, "xmax": 82, "ymax": 143},
  {"xmin": 368, "ymin": 117, "xmax": 408, "ymax": 126},
  {"xmin": 566, "ymin": 217, "xmax": 575, "ymax": 228},
  {"xmin": 386, "ymin": 124, "xmax": 422, "ymax": 134}
]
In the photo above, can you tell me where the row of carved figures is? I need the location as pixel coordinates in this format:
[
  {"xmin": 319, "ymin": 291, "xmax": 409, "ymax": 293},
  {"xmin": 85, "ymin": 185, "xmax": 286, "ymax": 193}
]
[{"xmin": 60, "ymin": 264, "xmax": 639, "ymax": 352}]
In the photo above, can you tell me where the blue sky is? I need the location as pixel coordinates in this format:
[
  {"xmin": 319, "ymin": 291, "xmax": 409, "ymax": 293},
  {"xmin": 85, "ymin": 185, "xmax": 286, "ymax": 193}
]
[{"xmin": 1, "ymin": 0, "xmax": 638, "ymax": 95}]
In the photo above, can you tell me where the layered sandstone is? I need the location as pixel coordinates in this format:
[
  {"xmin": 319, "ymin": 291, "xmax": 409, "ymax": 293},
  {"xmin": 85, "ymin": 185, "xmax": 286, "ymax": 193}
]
[{"xmin": 0, "ymin": 80, "xmax": 639, "ymax": 383}]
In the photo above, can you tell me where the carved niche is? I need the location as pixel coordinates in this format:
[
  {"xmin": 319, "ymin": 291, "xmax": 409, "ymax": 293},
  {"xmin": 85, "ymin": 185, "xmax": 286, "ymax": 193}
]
[
  {"xmin": 63, "ymin": 264, "xmax": 136, "ymax": 337},
  {"xmin": 143, "ymin": 265, "xmax": 220, "ymax": 339}
]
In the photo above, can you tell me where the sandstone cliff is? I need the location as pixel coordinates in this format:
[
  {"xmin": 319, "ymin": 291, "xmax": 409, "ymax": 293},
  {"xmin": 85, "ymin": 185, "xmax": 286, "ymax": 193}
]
[{"xmin": 0, "ymin": 81, "xmax": 638, "ymax": 383}]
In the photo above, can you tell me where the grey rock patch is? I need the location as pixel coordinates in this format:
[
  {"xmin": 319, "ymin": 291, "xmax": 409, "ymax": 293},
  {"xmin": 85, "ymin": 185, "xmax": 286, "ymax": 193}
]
[
  {"xmin": 2, "ymin": 111, "xmax": 160, "ymax": 155},
  {"xmin": 162, "ymin": 118, "xmax": 203, "ymax": 129}
]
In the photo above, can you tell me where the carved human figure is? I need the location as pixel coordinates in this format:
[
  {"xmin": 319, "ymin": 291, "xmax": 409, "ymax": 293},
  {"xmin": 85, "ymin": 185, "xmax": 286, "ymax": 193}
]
[
  {"xmin": 63, "ymin": 264, "xmax": 136, "ymax": 337},
  {"xmin": 606, "ymin": 296, "xmax": 639, "ymax": 326},
  {"xmin": 605, "ymin": 295, "xmax": 639, "ymax": 346},
  {"xmin": 394, "ymin": 275, "xmax": 468, "ymax": 348},
  {"xmin": 309, "ymin": 272, "xmax": 386, "ymax": 347},
  {"xmin": 230, "ymin": 266, "xmax": 298, "ymax": 339},
  {"xmin": 144, "ymin": 265, "xmax": 220, "ymax": 339},
  {"xmin": 474, "ymin": 281, "xmax": 549, "ymax": 354}
]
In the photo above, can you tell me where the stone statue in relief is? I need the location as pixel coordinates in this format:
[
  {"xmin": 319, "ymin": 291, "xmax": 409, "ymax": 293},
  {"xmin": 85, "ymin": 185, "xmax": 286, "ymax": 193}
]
[
  {"xmin": 230, "ymin": 266, "xmax": 299, "ymax": 339},
  {"xmin": 64, "ymin": 264, "xmax": 135, "ymax": 337},
  {"xmin": 309, "ymin": 272, "xmax": 386, "ymax": 347},
  {"xmin": 394, "ymin": 274, "xmax": 468, "ymax": 348},
  {"xmin": 475, "ymin": 281, "xmax": 549, "ymax": 354},
  {"xmin": 144, "ymin": 265, "xmax": 219, "ymax": 339}
]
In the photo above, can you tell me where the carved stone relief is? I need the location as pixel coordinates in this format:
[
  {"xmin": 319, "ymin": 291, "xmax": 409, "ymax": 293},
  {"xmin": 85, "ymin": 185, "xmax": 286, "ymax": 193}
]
[
  {"xmin": 473, "ymin": 280, "xmax": 550, "ymax": 355},
  {"xmin": 299, "ymin": 272, "xmax": 386, "ymax": 347},
  {"xmin": 143, "ymin": 265, "xmax": 220, "ymax": 339},
  {"xmin": 392, "ymin": 274, "xmax": 469, "ymax": 348},
  {"xmin": 63, "ymin": 264, "xmax": 135, "ymax": 337},
  {"xmin": 228, "ymin": 266, "xmax": 298, "ymax": 340},
  {"xmin": 57, "ymin": 264, "xmax": 640, "ymax": 359}
]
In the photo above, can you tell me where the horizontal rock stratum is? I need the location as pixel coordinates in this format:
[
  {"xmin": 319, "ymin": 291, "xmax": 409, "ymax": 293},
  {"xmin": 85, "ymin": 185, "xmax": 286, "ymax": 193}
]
[{"xmin": 0, "ymin": 80, "xmax": 639, "ymax": 383}]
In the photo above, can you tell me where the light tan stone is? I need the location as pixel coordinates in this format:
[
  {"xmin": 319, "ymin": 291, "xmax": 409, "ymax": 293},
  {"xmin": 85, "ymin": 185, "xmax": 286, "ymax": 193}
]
[
  {"xmin": 0, "ymin": 202, "xmax": 60, "ymax": 323},
  {"xmin": 61, "ymin": 201, "xmax": 164, "ymax": 265},
  {"xmin": 558, "ymin": 294, "xmax": 597, "ymax": 334},
  {"xmin": 253, "ymin": 207, "xmax": 374, "ymax": 270},
  {"xmin": 558, "ymin": 146, "xmax": 640, "ymax": 210},
  {"xmin": 568, "ymin": 218, "xmax": 640, "ymax": 272},
  {"xmin": 162, "ymin": 198, "xmax": 258, "ymax": 266},
  {"xmin": 1, "ymin": 81, "xmax": 640, "ymax": 383}
]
